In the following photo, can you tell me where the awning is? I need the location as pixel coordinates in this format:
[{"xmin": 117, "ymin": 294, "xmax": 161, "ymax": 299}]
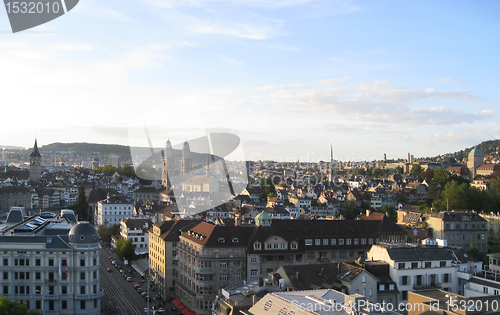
[
  {"xmin": 181, "ymin": 308, "xmax": 191, "ymax": 315},
  {"xmin": 172, "ymin": 299, "xmax": 184, "ymax": 307},
  {"xmin": 186, "ymin": 312, "xmax": 197, "ymax": 315}
]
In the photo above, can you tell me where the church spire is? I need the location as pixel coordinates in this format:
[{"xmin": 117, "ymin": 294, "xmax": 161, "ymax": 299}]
[
  {"xmin": 330, "ymin": 142, "xmax": 334, "ymax": 168},
  {"xmin": 30, "ymin": 139, "xmax": 41, "ymax": 158}
]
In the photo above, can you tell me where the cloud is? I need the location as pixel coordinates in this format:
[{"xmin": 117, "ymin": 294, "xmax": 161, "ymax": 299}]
[
  {"xmin": 220, "ymin": 55, "xmax": 244, "ymax": 66},
  {"xmin": 258, "ymin": 79, "xmax": 491, "ymax": 126},
  {"xmin": 188, "ymin": 17, "xmax": 284, "ymax": 40},
  {"xmin": 439, "ymin": 77, "xmax": 464, "ymax": 83}
]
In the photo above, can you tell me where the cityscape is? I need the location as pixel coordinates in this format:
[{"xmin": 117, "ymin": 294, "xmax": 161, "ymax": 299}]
[
  {"xmin": 2, "ymin": 138, "xmax": 500, "ymax": 315},
  {"xmin": 2, "ymin": 1, "xmax": 500, "ymax": 315}
]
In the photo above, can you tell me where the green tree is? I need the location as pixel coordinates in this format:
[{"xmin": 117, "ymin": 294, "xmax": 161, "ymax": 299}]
[
  {"xmin": 433, "ymin": 169, "xmax": 451, "ymax": 187},
  {"xmin": 98, "ymin": 224, "xmax": 120, "ymax": 243},
  {"xmin": 0, "ymin": 296, "xmax": 40, "ymax": 315},
  {"xmin": 410, "ymin": 164, "xmax": 423, "ymax": 177},
  {"xmin": 468, "ymin": 245, "xmax": 488, "ymax": 265},
  {"xmin": 68, "ymin": 186, "xmax": 89, "ymax": 221},
  {"xmin": 260, "ymin": 178, "xmax": 276, "ymax": 200},
  {"xmin": 341, "ymin": 200, "xmax": 360, "ymax": 220},
  {"xmin": 119, "ymin": 164, "xmax": 136, "ymax": 178},
  {"xmin": 115, "ymin": 238, "xmax": 136, "ymax": 261},
  {"xmin": 398, "ymin": 194, "xmax": 408, "ymax": 203},
  {"xmin": 380, "ymin": 205, "xmax": 397, "ymax": 222}
]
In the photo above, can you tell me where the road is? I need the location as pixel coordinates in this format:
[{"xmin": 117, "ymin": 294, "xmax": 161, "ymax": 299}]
[{"xmin": 100, "ymin": 244, "xmax": 156, "ymax": 315}]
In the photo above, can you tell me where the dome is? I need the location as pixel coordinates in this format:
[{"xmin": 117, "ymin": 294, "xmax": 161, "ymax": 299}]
[
  {"xmin": 469, "ymin": 147, "xmax": 483, "ymax": 156},
  {"xmin": 255, "ymin": 211, "xmax": 272, "ymax": 221},
  {"xmin": 182, "ymin": 141, "xmax": 191, "ymax": 159},
  {"xmin": 68, "ymin": 222, "xmax": 99, "ymax": 244}
]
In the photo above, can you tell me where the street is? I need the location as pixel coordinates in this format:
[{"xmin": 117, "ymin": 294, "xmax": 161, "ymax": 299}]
[{"xmin": 100, "ymin": 244, "xmax": 156, "ymax": 315}]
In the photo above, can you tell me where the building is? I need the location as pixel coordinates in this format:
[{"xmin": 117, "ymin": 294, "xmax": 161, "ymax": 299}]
[
  {"xmin": 86, "ymin": 188, "xmax": 119, "ymax": 225},
  {"xmin": 366, "ymin": 244, "xmax": 457, "ymax": 305},
  {"xmin": 467, "ymin": 147, "xmax": 484, "ymax": 178},
  {"xmin": 180, "ymin": 141, "xmax": 192, "ymax": 175},
  {"xmin": 119, "ymin": 218, "xmax": 152, "ymax": 256},
  {"xmin": 148, "ymin": 219, "xmax": 200, "ymax": 298},
  {"xmin": 176, "ymin": 223, "xmax": 254, "ymax": 315},
  {"xmin": 29, "ymin": 139, "xmax": 42, "ymax": 182},
  {"xmin": 476, "ymin": 164, "xmax": 500, "ymax": 177},
  {"xmin": 107, "ymin": 154, "xmax": 120, "ymax": 168},
  {"xmin": 0, "ymin": 187, "xmax": 32, "ymax": 210},
  {"xmin": 175, "ymin": 217, "xmax": 403, "ymax": 315},
  {"xmin": 95, "ymin": 195, "xmax": 134, "ymax": 228},
  {"xmin": 426, "ymin": 211, "xmax": 488, "ymax": 252},
  {"xmin": 0, "ymin": 211, "xmax": 103, "ymax": 314}
]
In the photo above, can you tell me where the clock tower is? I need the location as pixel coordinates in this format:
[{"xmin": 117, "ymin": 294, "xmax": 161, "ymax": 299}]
[{"xmin": 29, "ymin": 139, "xmax": 42, "ymax": 182}]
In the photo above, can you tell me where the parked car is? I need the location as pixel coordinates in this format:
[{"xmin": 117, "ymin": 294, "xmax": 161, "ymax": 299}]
[
  {"xmin": 107, "ymin": 268, "xmax": 113, "ymax": 272},
  {"xmin": 126, "ymin": 276, "xmax": 132, "ymax": 282},
  {"xmin": 133, "ymin": 284, "xmax": 140, "ymax": 289}
]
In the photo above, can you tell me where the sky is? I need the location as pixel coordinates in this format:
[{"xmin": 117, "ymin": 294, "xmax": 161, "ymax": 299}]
[{"xmin": 1, "ymin": 0, "xmax": 499, "ymax": 162}]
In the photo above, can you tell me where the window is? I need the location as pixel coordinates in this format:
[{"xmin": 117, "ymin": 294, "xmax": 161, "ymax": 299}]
[
  {"xmin": 250, "ymin": 255, "xmax": 258, "ymax": 263},
  {"xmin": 291, "ymin": 242, "xmax": 298, "ymax": 249},
  {"xmin": 3, "ymin": 286, "xmax": 8, "ymax": 294},
  {"xmin": 2, "ymin": 258, "xmax": 7, "ymax": 266},
  {"xmin": 354, "ymin": 238, "xmax": 359, "ymax": 245},
  {"xmin": 3, "ymin": 272, "xmax": 7, "ymax": 280},
  {"xmin": 484, "ymin": 287, "xmax": 488, "ymax": 294},
  {"xmin": 35, "ymin": 259, "xmax": 41, "ymax": 266},
  {"xmin": 443, "ymin": 274, "xmax": 450, "ymax": 283},
  {"xmin": 368, "ymin": 238, "xmax": 373, "ymax": 244},
  {"xmin": 339, "ymin": 239, "xmax": 344, "ymax": 245},
  {"xmin": 305, "ymin": 239, "xmax": 312, "ymax": 246},
  {"xmin": 35, "ymin": 272, "xmax": 41, "ymax": 280},
  {"xmin": 402, "ymin": 291, "xmax": 408, "ymax": 300},
  {"xmin": 369, "ymin": 288, "xmax": 372, "ymax": 297},
  {"xmin": 80, "ymin": 272, "xmax": 85, "ymax": 280},
  {"xmin": 93, "ymin": 271, "xmax": 97, "ymax": 279},
  {"xmin": 80, "ymin": 286, "xmax": 85, "ymax": 294},
  {"xmin": 80, "ymin": 259, "xmax": 85, "ymax": 267},
  {"xmin": 62, "ymin": 286, "xmax": 67, "ymax": 294},
  {"xmin": 411, "ymin": 262, "xmax": 418, "ymax": 269},
  {"xmin": 379, "ymin": 284, "xmax": 385, "ymax": 291},
  {"xmin": 346, "ymin": 239, "xmax": 352, "ymax": 245},
  {"xmin": 425, "ymin": 262, "xmax": 431, "ymax": 268},
  {"xmin": 323, "ymin": 239, "xmax": 329, "ymax": 245},
  {"xmin": 398, "ymin": 263, "xmax": 405, "ymax": 269},
  {"xmin": 400, "ymin": 276, "xmax": 409, "ymax": 285},
  {"xmin": 361, "ymin": 238, "xmax": 366, "ymax": 245},
  {"xmin": 362, "ymin": 276, "xmax": 366, "ymax": 283},
  {"xmin": 62, "ymin": 300, "xmax": 67, "ymax": 309},
  {"xmin": 389, "ymin": 284, "xmax": 395, "ymax": 290},
  {"xmin": 307, "ymin": 251, "xmax": 314, "ymax": 258},
  {"xmin": 339, "ymin": 251, "xmax": 346, "ymax": 258},
  {"xmin": 251, "ymin": 270, "xmax": 258, "ymax": 277},
  {"xmin": 440, "ymin": 261, "xmax": 446, "ymax": 267},
  {"xmin": 315, "ymin": 239, "xmax": 321, "ymax": 245},
  {"xmin": 48, "ymin": 259, "xmax": 54, "ymax": 266},
  {"xmin": 331, "ymin": 239, "xmax": 336, "ymax": 245},
  {"xmin": 254, "ymin": 243, "xmax": 261, "ymax": 250},
  {"xmin": 80, "ymin": 300, "xmax": 85, "ymax": 310}
]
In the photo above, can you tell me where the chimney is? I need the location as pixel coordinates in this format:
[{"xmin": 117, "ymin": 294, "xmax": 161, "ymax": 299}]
[{"xmin": 252, "ymin": 295, "xmax": 257, "ymax": 305}]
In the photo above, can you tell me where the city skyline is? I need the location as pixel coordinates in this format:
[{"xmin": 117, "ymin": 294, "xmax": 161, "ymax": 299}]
[{"xmin": 1, "ymin": 1, "xmax": 499, "ymax": 162}]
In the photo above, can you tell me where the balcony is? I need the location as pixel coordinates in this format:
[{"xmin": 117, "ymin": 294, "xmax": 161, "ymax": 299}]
[{"xmin": 413, "ymin": 282, "xmax": 441, "ymax": 290}]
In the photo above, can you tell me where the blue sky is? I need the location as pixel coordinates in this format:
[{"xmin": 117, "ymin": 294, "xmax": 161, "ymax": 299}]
[{"xmin": 1, "ymin": 0, "xmax": 499, "ymax": 162}]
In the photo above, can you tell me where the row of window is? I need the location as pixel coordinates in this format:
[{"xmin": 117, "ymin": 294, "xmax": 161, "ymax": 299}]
[
  {"xmin": 397, "ymin": 261, "xmax": 448, "ymax": 269},
  {"xmin": 2, "ymin": 257, "xmax": 96, "ymax": 267},
  {"xmin": 445, "ymin": 223, "xmax": 486, "ymax": 230},
  {"xmin": 3, "ymin": 284, "xmax": 100, "ymax": 295},
  {"xmin": 102, "ymin": 206, "xmax": 132, "ymax": 210},
  {"xmin": 305, "ymin": 238, "xmax": 378, "ymax": 246}
]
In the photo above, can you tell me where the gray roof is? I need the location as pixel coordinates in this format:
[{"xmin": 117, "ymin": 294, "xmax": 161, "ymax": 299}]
[
  {"xmin": 6, "ymin": 209, "xmax": 24, "ymax": 223},
  {"xmin": 386, "ymin": 247, "xmax": 454, "ymax": 262},
  {"xmin": 0, "ymin": 235, "xmax": 72, "ymax": 249},
  {"xmin": 68, "ymin": 222, "xmax": 99, "ymax": 244}
]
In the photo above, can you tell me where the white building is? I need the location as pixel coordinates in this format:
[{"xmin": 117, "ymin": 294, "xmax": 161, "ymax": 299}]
[
  {"xmin": 119, "ymin": 218, "xmax": 152, "ymax": 256},
  {"xmin": 366, "ymin": 243, "xmax": 457, "ymax": 305},
  {"xmin": 96, "ymin": 196, "xmax": 133, "ymax": 228},
  {"xmin": 0, "ymin": 210, "xmax": 103, "ymax": 314}
]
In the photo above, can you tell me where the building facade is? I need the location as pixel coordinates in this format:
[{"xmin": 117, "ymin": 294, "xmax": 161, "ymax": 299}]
[
  {"xmin": 95, "ymin": 196, "xmax": 133, "ymax": 228},
  {"xmin": 0, "ymin": 215, "xmax": 103, "ymax": 314}
]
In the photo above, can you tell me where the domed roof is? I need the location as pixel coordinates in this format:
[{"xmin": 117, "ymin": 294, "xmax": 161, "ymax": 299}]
[
  {"xmin": 469, "ymin": 147, "xmax": 483, "ymax": 155},
  {"xmin": 68, "ymin": 222, "xmax": 99, "ymax": 244},
  {"xmin": 255, "ymin": 211, "xmax": 272, "ymax": 220}
]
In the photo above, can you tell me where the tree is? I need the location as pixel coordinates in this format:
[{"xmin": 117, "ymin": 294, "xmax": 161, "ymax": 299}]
[
  {"xmin": 68, "ymin": 186, "xmax": 89, "ymax": 221},
  {"xmin": 410, "ymin": 164, "xmax": 423, "ymax": 177},
  {"xmin": 260, "ymin": 177, "xmax": 276, "ymax": 200},
  {"xmin": 433, "ymin": 169, "xmax": 451, "ymax": 187},
  {"xmin": 380, "ymin": 205, "xmax": 397, "ymax": 222},
  {"xmin": 119, "ymin": 164, "xmax": 136, "ymax": 178},
  {"xmin": 0, "ymin": 296, "xmax": 39, "ymax": 315},
  {"xmin": 468, "ymin": 245, "xmax": 488, "ymax": 265},
  {"xmin": 115, "ymin": 238, "xmax": 136, "ymax": 261},
  {"xmin": 341, "ymin": 200, "xmax": 360, "ymax": 220},
  {"xmin": 98, "ymin": 224, "xmax": 120, "ymax": 243},
  {"xmin": 398, "ymin": 194, "xmax": 408, "ymax": 204}
]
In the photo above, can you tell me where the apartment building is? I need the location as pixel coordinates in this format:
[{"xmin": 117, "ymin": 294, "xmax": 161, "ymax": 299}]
[
  {"xmin": 0, "ymin": 212, "xmax": 103, "ymax": 314},
  {"xmin": 95, "ymin": 195, "xmax": 133, "ymax": 228},
  {"xmin": 148, "ymin": 219, "xmax": 201, "ymax": 299},
  {"xmin": 119, "ymin": 218, "xmax": 152, "ymax": 255},
  {"xmin": 426, "ymin": 211, "xmax": 488, "ymax": 252}
]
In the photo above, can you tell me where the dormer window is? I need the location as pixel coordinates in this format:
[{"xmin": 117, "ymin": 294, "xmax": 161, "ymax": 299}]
[
  {"xmin": 232, "ymin": 238, "xmax": 239, "ymax": 243},
  {"xmin": 254, "ymin": 243, "xmax": 261, "ymax": 250},
  {"xmin": 291, "ymin": 242, "xmax": 298, "ymax": 250},
  {"xmin": 218, "ymin": 238, "xmax": 225, "ymax": 243}
]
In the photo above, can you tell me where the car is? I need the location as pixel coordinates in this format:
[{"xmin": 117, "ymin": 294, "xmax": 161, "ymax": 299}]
[
  {"xmin": 133, "ymin": 284, "xmax": 140, "ymax": 289},
  {"xmin": 126, "ymin": 276, "xmax": 132, "ymax": 282},
  {"xmin": 107, "ymin": 268, "xmax": 113, "ymax": 272}
]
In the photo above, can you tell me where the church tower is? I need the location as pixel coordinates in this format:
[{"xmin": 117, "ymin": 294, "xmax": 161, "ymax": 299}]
[
  {"xmin": 328, "ymin": 143, "xmax": 337, "ymax": 184},
  {"xmin": 180, "ymin": 141, "xmax": 192, "ymax": 175},
  {"xmin": 29, "ymin": 139, "xmax": 42, "ymax": 182},
  {"xmin": 162, "ymin": 139, "xmax": 174, "ymax": 186},
  {"xmin": 467, "ymin": 147, "xmax": 484, "ymax": 179}
]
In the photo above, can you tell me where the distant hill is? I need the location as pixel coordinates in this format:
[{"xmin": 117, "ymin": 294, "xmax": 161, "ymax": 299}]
[
  {"xmin": 39, "ymin": 142, "xmax": 217, "ymax": 165},
  {"xmin": 443, "ymin": 139, "xmax": 500, "ymax": 161}
]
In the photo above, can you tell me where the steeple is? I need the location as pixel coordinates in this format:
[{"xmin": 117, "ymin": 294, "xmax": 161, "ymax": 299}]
[
  {"xmin": 30, "ymin": 139, "xmax": 41, "ymax": 158},
  {"xmin": 330, "ymin": 142, "xmax": 334, "ymax": 168}
]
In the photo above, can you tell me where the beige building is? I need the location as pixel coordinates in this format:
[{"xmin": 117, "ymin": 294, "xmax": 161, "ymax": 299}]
[
  {"xmin": 148, "ymin": 219, "xmax": 200, "ymax": 298},
  {"xmin": 426, "ymin": 211, "xmax": 488, "ymax": 252}
]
